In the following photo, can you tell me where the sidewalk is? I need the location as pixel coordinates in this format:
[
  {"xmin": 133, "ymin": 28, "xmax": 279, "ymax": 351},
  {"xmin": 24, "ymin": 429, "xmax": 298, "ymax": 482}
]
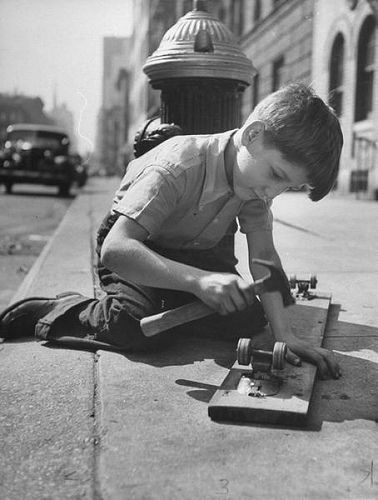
[{"xmin": 1, "ymin": 178, "xmax": 377, "ymax": 499}]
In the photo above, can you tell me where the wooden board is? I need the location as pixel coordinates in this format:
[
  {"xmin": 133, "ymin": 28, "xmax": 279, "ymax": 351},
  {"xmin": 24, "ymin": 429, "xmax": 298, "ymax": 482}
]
[{"xmin": 208, "ymin": 293, "xmax": 331, "ymax": 427}]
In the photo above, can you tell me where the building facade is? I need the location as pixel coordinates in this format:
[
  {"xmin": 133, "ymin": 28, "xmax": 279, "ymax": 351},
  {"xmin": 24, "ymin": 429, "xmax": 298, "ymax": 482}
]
[
  {"xmin": 125, "ymin": 0, "xmax": 377, "ymax": 198},
  {"xmin": 222, "ymin": 0, "xmax": 377, "ymax": 199},
  {"xmin": 96, "ymin": 37, "xmax": 130, "ymax": 176},
  {"xmin": 237, "ymin": 0, "xmax": 314, "ymax": 118},
  {"xmin": 311, "ymin": 0, "xmax": 377, "ymax": 199}
]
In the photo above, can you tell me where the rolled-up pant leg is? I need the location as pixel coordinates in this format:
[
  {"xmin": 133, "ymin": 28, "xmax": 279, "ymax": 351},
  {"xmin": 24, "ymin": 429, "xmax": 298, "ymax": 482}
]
[
  {"xmin": 41, "ymin": 282, "xmax": 267, "ymax": 351},
  {"xmin": 77, "ymin": 271, "xmax": 189, "ymax": 350}
]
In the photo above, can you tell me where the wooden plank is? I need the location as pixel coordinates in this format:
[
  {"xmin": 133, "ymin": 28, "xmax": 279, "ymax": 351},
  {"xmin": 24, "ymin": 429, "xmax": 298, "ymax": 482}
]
[{"xmin": 208, "ymin": 293, "xmax": 331, "ymax": 427}]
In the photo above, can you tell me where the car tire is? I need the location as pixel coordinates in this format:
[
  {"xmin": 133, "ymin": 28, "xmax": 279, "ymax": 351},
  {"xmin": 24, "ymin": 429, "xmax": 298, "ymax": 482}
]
[
  {"xmin": 58, "ymin": 183, "xmax": 71, "ymax": 197},
  {"xmin": 4, "ymin": 182, "xmax": 13, "ymax": 194}
]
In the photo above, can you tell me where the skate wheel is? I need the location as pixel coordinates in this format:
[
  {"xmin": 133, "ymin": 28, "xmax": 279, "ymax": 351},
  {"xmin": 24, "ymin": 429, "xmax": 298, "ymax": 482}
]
[
  {"xmin": 310, "ymin": 274, "xmax": 317, "ymax": 289},
  {"xmin": 289, "ymin": 275, "xmax": 297, "ymax": 288},
  {"xmin": 271, "ymin": 342, "xmax": 287, "ymax": 370},
  {"xmin": 237, "ymin": 338, "xmax": 252, "ymax": 365}
]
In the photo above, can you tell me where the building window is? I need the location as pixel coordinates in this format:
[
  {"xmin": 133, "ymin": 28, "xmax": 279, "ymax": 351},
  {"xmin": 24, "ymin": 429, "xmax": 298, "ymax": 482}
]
[
  {"xmin": 329, "ymin": 33, "xmax": 345, "ymax": 116},
  {"xmin": 272, "ymin": 56, "xmax": 285, "ymax": 91},
  {"xmin": 239, "ymin": 0, "xmax": 245, "ymax": 36},
  {"xmin": 183, "ymin": 0, "xmax": 192, "ymax": 13},
  {"xmin": 218, "ymin": 5, "xmax": 226, "ymax": 23},
  {"xmin": 355, "ymin": 16, "xmax": 375, "ymax": 122},
  {"xmin": 254, "ymin": 0, "xmax": 261, "ymax": 23},
  {"xmin": 232, "ymin": 0, "xmax": 244, "ymax": 36},
  {"xmin": 252, "ymin": 72, "xmax": 260, "ymax": 108}
]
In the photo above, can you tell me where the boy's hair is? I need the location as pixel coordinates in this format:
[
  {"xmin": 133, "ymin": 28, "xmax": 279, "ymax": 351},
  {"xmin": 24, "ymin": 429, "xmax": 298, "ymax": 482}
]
[{"xmin": 250, "ymin": 83, "xmax": 343, "ymax": 201}]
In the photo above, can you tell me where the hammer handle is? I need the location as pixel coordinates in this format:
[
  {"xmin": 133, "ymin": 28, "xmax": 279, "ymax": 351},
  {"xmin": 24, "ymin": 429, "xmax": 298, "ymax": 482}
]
[
  {"xmin": 140, "ymin": 280, "xmax": 266, "ymax": 337},
  {"xmin": 140, "ymin": 301, "xmax": 213, "ymax": 337}
]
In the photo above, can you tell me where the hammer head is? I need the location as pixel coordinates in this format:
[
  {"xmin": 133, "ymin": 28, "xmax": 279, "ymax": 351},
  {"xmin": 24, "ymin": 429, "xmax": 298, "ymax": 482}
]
[{"xmin": 252, "ymin": 258, "xmax": 295, "ymax": 307}]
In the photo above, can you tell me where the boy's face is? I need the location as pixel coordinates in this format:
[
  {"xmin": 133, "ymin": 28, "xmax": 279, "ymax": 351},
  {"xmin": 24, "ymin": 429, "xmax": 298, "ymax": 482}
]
[{"xmin": 232, "ymin": 122, "xmax": 309, "ymax": 202}]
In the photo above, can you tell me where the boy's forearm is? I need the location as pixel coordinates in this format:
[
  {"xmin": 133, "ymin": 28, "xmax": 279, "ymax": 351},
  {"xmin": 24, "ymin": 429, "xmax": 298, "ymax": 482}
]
[
  {"xmin": 259, "ymin": 290, "xmax": 296, "ymax": 343},
  {"xmin": 250, "ymin": 257, "xmax": 295, "ymax": 342},
  {"xmin": 101, "ymin": 238, "xmax": 205, "ymax": 295}
]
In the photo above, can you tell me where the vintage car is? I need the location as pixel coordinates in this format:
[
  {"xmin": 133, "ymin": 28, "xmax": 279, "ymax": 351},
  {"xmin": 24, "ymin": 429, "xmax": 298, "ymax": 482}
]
[
  {"xmin": 70, "ymin": 153, "xmax": 88, "ymax": 188},
  {"xmin": 0, "ymin": 123, "xmax": 76, "ymax": 196}
]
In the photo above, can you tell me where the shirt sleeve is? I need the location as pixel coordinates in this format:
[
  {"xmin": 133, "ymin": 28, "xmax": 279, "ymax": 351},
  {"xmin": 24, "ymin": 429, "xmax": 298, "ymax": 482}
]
[
  {"xmin": 238, "ymin": 198, "xmax": 273, "ymax": 233},
  {"xmin": 112, "ymin": 166, "xmax": 181, "ymax": 237}
]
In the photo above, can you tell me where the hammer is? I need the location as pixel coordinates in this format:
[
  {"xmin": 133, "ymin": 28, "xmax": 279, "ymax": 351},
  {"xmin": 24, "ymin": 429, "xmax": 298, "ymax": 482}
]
[{"xmin": 140, "ymin": 259, "xmax": 290, "ymax": 337}]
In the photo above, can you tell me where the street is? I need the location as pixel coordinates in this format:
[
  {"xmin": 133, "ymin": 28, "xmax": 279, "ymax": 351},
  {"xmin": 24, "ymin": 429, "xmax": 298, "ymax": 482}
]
[{"xmin": 0, "ymin": 183, "xmax": 75, "ymax": 311}]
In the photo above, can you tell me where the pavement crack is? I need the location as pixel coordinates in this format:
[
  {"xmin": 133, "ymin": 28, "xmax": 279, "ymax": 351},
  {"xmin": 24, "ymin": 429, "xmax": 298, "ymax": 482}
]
[{"xmin": 92, "ymin": 352, "xmax": 105, "ymax": 500}]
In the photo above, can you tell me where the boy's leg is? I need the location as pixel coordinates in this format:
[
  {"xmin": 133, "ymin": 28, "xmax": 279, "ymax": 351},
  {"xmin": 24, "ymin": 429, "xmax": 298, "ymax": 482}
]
[
  {"xmin": 42, "ymin": 279, "xmax": 266, "ymax": 350},
  {"xmin": 0, "ymin": 212, "xmax": 266, "ymax": 350},
  {"xmin": 0, "ymin": 270, "xmax": 266, "ymax": 350}
]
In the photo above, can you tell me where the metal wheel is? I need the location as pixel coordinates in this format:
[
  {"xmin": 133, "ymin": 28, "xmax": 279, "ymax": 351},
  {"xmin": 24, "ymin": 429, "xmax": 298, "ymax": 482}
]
[
  {"xmin": 237, "ymin": 338, "xmax": 252, "ymax": 365},
  {"xmin": 271, "ymin": 342, "xmax": 287, "ymax": 370},
  {"xmin": 58, "ymin": 183, "xmax": 71, "ymax": 197},
  {"xmin": 310, "ymin": 274, "xmax": 318, "ymax": 289}
]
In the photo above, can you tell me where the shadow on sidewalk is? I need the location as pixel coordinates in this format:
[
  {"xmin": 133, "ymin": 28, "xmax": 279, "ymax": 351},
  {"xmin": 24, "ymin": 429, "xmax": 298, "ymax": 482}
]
[
  {"xmin": 306, "ymin": 304, "xmax": 378, "ymax": 428},
  {"xmin": 6, "ymin": 303, "xmax": 376, "ymax": 430}
]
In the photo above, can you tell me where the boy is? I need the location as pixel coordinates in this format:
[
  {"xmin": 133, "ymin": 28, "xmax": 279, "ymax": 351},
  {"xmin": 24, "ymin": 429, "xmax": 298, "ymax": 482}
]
[{"xmin": 0, "ymin": 83, "xmax": 342, "ymax": 379}]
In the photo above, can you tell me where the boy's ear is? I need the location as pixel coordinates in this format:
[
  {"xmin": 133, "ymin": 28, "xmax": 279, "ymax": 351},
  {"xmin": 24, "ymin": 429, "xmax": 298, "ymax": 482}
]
[{"xmin": 241, "ymin": 121, "xmax": 265, "ymax": 147}]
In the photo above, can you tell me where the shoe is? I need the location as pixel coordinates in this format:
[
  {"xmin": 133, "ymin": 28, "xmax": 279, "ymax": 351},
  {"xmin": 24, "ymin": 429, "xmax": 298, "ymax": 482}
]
[{"xmin": 0, "ymin": 292, "xmax": 84, "ymax": 340}]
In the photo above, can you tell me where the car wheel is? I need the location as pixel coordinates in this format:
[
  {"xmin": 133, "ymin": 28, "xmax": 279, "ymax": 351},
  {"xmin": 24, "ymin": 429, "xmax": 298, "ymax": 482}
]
[
  {"xmin": 4, "ymin": 182, "xmax": 13, "ymax": 194},
  {"xmin": 58, "ymin": 183, "xmax": 71, "ymax": 197}
]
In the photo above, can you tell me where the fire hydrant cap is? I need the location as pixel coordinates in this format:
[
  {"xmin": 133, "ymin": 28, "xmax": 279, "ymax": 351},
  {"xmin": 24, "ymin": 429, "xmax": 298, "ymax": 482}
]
[{"xmin": 143, "ymin": 8, "xmax": 255, "ymax": 85}]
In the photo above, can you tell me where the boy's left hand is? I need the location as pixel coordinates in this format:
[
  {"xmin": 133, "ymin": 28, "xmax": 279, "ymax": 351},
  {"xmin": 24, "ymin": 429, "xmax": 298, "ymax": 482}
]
[{"xmin": 285, "ymin": 337, "xmax": 341, "ymax": 380}]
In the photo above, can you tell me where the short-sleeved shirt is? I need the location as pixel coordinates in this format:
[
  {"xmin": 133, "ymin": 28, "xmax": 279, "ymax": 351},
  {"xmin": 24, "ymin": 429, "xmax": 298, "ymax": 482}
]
[{"xmin": 111, "ymin": 129, "xmax": 272, "ymax": 250}]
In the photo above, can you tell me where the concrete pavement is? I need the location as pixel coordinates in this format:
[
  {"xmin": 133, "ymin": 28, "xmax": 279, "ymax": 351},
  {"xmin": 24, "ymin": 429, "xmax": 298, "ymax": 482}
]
[{"xmin": 0, "ymin": 178, "xmax": 377, "ymax": 499}]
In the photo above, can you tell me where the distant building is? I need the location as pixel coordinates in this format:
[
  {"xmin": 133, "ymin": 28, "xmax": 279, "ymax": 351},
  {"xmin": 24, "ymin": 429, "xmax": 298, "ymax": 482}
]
[
  {"xmin": 96, "ymin": 37, "xmax": 130, "ymax": 176},
  {"xmin": 0, "ymin": 93, "xmax": 53, "ymax": 144}
]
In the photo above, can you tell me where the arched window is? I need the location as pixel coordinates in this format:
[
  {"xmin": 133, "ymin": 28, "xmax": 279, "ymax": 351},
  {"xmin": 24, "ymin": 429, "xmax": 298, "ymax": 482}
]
[
  {"xmin": 272, "ymin": 56, "xmax": 285, "ymax": 91},
  {"xmin": 254, "ymin": 0, "xmax": 261, "ymax": 23},
  {"xmin": 355, "ymin": 16, "xmax": 376, "ymax": 121},
  {"xmin": 329, "ymin": 33, "xmax": 345, "ymax": 116}
]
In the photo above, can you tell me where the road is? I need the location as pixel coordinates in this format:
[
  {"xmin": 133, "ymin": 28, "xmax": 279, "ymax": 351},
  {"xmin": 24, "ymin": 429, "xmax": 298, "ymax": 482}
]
[{"xmin": 0, "ymin": 183, "xmax": 76, "ymax": 311}]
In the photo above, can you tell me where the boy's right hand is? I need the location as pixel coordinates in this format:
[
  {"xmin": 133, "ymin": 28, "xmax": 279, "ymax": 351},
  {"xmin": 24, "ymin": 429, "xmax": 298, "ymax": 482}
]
[{"xmin": 193, "ymin": 273, "xmax": 256, "ymax": 316}]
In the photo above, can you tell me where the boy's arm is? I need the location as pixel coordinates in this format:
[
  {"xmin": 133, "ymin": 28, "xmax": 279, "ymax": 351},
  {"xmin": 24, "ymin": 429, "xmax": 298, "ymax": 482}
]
[
  {"xmin": 247, "ymin": 229, "xmax": 341, "ymax": 379},
  {"xmin": 101, "ymin": 215, "xmax": 257, "ymax": 315}
]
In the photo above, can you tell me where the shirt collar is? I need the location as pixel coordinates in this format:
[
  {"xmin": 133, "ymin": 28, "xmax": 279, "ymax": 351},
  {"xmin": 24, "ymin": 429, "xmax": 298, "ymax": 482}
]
[{"xmin": 199, "ymin": 129, "xmax": 238, "ymax": 207}]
